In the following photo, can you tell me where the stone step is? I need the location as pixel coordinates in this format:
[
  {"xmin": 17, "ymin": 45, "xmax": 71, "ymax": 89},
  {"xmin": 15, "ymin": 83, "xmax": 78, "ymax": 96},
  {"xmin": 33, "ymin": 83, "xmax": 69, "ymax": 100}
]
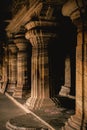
[{"xmin": 6, "ymin": 114, "xmax": 49, "ymax": 130}]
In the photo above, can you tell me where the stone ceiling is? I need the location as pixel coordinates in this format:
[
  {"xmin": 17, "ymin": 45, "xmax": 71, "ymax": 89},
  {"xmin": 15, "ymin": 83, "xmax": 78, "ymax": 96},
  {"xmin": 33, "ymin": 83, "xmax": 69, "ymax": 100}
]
[
  {"xmin": 0, "ymin": 0, "xmax": 12, "ymax": 41},
  {"xmin": 0, "ymin": 0, "xmax": 68, "ymax": 42}
]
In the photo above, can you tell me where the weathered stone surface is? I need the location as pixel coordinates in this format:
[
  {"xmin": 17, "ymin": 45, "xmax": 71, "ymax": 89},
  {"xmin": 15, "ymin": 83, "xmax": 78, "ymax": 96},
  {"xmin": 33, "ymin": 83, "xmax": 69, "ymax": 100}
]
[
  {"xmin": 6, "ymin": 114, "xmax": 48, "ymax": 130},
  {"xmin": 59, "ymin": 56, "xmax": 71, "ymax": 96},
  {"xmin": 7, "ymin": 43, "xmax": 17, "ymax": 92},
  {"xmin": 13, "ymin": 33, "xmax": 31, "ymax": 98},
  {"xmin": 62, "ymin": 0, "xmax": 87, "ymax": 129}
]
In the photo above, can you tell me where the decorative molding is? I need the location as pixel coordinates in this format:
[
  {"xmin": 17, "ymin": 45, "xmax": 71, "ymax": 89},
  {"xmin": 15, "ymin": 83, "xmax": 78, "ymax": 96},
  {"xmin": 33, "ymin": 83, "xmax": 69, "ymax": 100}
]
[
  {"xmin": 25, "ymin": 21, "xmax": 58, "ymax": 30},
  {"xmin": 6, "ymin": 2, "xmax": 43, "ymax": 35},
  {"xmin": 25, "ymin": 20, "xmax": 58, "ymax": 46}
]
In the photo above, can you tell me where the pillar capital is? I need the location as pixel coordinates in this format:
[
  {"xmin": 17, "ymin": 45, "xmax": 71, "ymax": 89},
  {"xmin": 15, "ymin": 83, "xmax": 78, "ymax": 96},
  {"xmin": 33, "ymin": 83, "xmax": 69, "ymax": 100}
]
[
  {"xmin": 25, "ymin": 21, "xmax": 58, "ymax": 47},
  {"xmin": 8, "ymin": 43, "xmax": 17, "ymax": 54},
  {"xmin": 14, "ymin": 33, "xmax": 28, "ymax": 51},
  {"xmin": 62, "ymin": 0, "xmax": 87, "ymax": 31},
  {"xmin": 62, "ymin": 0, "xmax": 85, "ymax": 20}
]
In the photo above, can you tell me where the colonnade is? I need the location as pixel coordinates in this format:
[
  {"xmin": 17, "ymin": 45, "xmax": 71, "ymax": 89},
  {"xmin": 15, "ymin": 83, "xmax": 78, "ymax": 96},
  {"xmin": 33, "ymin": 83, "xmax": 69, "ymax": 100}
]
[
  {"xmin": 0, "ymin": 0, "xmax": 87, "ymax": 129},
  {"xmin": 0, "ymin": 0, "xmax": 75, "ymax": 108}
]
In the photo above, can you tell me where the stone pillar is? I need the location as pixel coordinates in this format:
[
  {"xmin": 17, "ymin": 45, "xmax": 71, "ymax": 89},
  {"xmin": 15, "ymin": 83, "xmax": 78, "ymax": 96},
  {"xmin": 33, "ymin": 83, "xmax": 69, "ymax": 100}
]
[
  {"xmin": 0, "ymin": 64, "xmax": 2, "ymax": 89},
  {"xmin": 62, "ymin": 0, "xmax": 87, "ymax": 129},
  {"xmin": 0, "ymin": 63, "xmax": 2, "ymax": 79},
  {"xmin": 59, "ymin": 56, "xmax": 71, "ymax": 96},
  {"xmin": 7, "ymin": 49, "xmax": 11, "ymax": 91},
  {"xmin": 3, "ymin": 47, "xmax": 8, "ymax": 83},
  {"xmin": 0, "ymin": 50, "xmax": 3, "ymax": 91},
  {"xmin": 13, "ymin": 33, "xmax": 30, "ymax": 98},
  {"xmin": 7, "ymin": 43, "xmax": 17, "ymax": 92},
  {"xmin": 0, "ymin": 46, "xmax": 8, "ymax": 93},
  {"xmin": 25, "ymin": 21, "xmax": 57, "ymax": 109}
]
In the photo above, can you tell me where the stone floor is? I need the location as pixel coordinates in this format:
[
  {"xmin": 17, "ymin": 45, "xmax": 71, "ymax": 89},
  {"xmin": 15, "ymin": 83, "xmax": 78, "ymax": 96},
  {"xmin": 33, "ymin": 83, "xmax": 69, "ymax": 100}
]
[
  {"xmin": 0, "ymin": 92, "xmax": 75, "ymax": 130},
  {"xmin": 0, "ymin": 93, "xmax": 25, "ymax": 130}
]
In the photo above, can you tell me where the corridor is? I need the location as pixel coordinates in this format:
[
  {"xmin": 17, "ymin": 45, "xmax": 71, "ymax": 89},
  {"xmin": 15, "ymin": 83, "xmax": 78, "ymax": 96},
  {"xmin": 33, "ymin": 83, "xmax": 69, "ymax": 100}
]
[{"xmin": 0, "ymin": 0, "xmax": 87, "ymax": 129}]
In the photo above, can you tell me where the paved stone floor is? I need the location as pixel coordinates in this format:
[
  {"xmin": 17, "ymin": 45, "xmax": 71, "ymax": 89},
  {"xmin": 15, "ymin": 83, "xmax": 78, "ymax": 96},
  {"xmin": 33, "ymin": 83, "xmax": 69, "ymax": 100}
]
[
  {"xmin": 0, "ymin": 93, "xmax": 25, "ymax": 130},
  {"xmin": 32, "ymin": 96, "xmax": 75, "ymax": 130},
  {"xmin": 0, "ymin": 92, "xmax": 75, "ymax": 130}
]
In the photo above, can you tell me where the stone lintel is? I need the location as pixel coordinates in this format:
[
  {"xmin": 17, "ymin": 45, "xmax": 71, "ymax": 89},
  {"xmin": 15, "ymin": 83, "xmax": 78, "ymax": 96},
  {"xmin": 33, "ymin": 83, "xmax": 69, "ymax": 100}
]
[
  {"xmin": 6, "ymin": 2, "xmax": 43, "ymax": 35},
  {"xmin": 25, "ymin": 21, "xmax": 59, "ymax": 31}
]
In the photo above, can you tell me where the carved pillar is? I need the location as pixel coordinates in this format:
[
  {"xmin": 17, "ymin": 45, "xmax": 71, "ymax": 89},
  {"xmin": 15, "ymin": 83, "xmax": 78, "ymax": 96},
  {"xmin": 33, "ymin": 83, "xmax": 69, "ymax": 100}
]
[
  {"xmin": 0, "ymin": 64, "xmax": 2, "ymax": 74},
  {"xmin": 0, "ymin": 46, "xmax": 3, "ymax": 76},
  {"xmin": 0, "ymin": 63, "xmax": 2, "ymax": 79},
  {"xmin": 0, "ymin": 46, "xmax": 8, "ymax": 93},
  {"xmin": 0, "ymin": 64, "xmax": 2, "ymax": 89},
  {"xmin": 62, "ymin": 0, "xmax": 87, "ymax": 129},
  {"xmin": 13, "ymin": 33, "xmax": 30, "ymax": 98},
  {"xmin": 59, "ymin": 56, "xmax": 71, "ymax": 96},
  {"xmin": 7, "ymin": 45, "xmax": 12, "ymax": 92},
  {"xmin": 25, "ymin": 21, "xmax": 57, "ymax": 109},
  {"xmin": 2, "ymin": 47, "xmax": 8, "ymax": 90},
  {"xmin": 7, "ymin": 43, "xmax": 17, "ymax": 92}
]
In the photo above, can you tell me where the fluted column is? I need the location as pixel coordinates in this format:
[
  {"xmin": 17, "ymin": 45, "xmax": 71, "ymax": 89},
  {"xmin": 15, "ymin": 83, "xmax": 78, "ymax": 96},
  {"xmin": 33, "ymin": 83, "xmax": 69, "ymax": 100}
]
[
  {"xmin": 13, "ymin": 33, "xmax": 30, "ymax": 98},
  {"xmin": 3, "ymin": 47, "xmax": 8, "ymax": 82},
  {"xmin": 25, "ymin": 21, "xmax": 57, "ymax": 109},
  {"xmin": 0, "ymin": 64, "xmax": 2, "ymax": 90},
  {"xmin": 0, "ymin": 52, "xmax": 3, "ymax": 92},
  {"xmin": 7, "ymin": 43, "xmax": 17, "ymax": 92},
  {"xmin": 0, "ymin": 46, "xmax": 8, "ymax": 93},
  {"xmin": 0, "ymin": 64, "xmax": 2, "ymax": 80},
  {"xmin": 59, "ymin": 56, "xmax": 71, "ymax": 96},
  {"xmin": 62, "ymin": 0, "xmax": 87, "ymax": 129}
]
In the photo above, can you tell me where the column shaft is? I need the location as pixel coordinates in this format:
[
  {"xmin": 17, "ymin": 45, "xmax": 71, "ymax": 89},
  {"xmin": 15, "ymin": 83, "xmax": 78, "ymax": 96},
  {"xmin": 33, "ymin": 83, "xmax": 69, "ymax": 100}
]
[
  {"xmin": 59, "ymin": 56, "xmax": 71, "ymax": 96},
  {"xmin": 13, "ymin": 35, "xmax": 31, "ymax": 98},
  {"xmin": 0, "ymin": 47, "xmax": 8, "ymax": 93},
  {"xmin": 76, "ymin": 30, "xmax": 87, "ymax": 119},
  {"xmin": 7, "ymin": 44, "xmax": 17, "ymax": 92},
  {"xmin": 25, "ymin": 26, "xmax": 56, "ymax": 110},
  {"xmin": 62, "ymin": 0, "xmax": 87, "ymax": 129}
]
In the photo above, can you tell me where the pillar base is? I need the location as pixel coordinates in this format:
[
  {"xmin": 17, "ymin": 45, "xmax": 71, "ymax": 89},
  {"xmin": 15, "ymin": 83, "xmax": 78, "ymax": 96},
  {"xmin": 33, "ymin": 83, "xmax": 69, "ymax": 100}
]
[
  {"xmin": 24, "ymin": 97, "xmax": 56, "ymax": 110},
  {"xmin": 6, "ymin": 114, "xmax": 48, "ymax": 130},
  {"xmin": 59, "ymin": 86, "xmax": 70, "ymax": 97},
  {"xmin": 0, "ymin": 81, "xmax": 7, "ymax": 94},
  {"xmin": 7, "ymin": 83, "xmax": 16, "ymax": 92},
  {"xmin": 13, "ymin": 87, "xmax": 29, "ymax": 98},
  {"xmin": 62, "ymin": 115, "xmax": 87, "ymax": 130}
]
